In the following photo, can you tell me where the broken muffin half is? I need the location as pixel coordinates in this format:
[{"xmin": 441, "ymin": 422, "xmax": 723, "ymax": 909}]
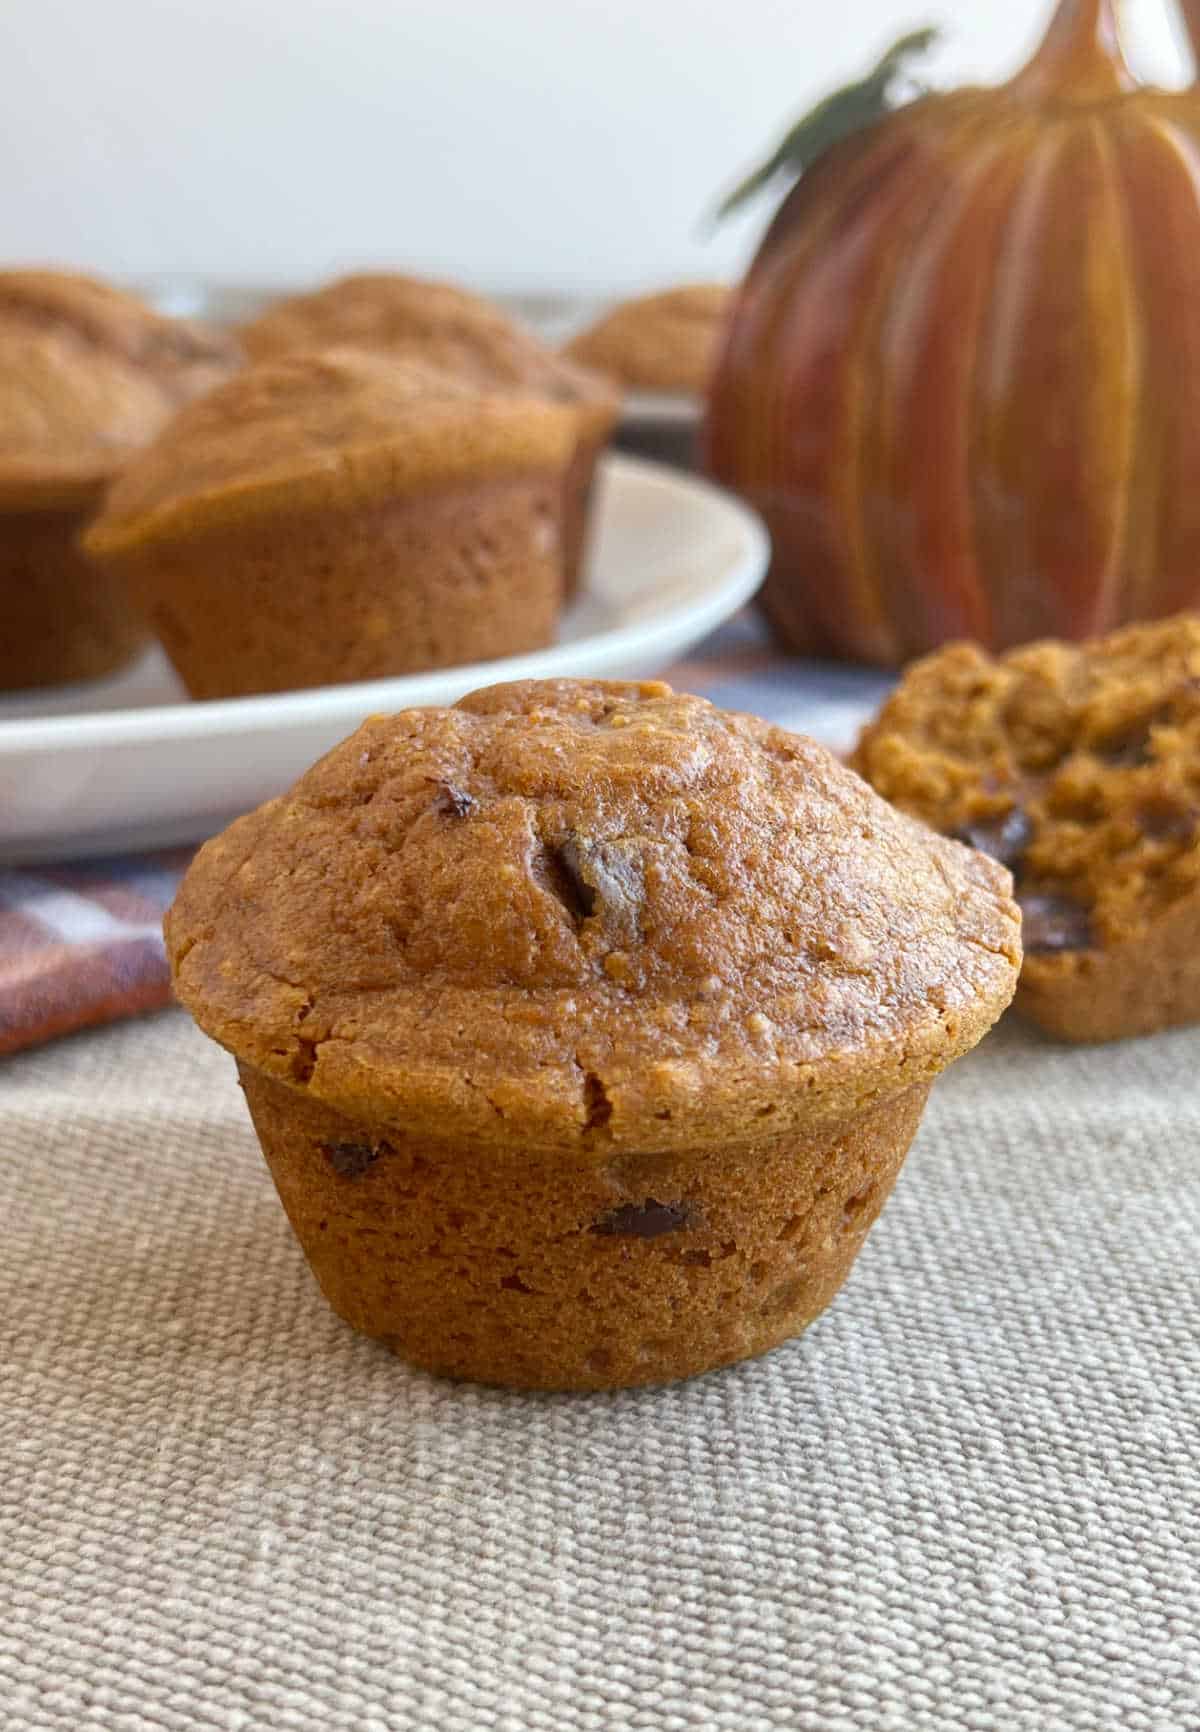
[{"xmin": 854, "ymin": 614, "xmax": 1200, "ymax": 1042}]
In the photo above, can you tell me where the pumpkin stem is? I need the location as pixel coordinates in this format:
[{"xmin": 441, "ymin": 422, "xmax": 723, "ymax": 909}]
[
  {"xmin": 707, "ymin": 27, "xmax": 940, "ymax": 227},
  {"xmin": 1008, "ymin": 0, "xmax": 1136, "ymax": 101}
]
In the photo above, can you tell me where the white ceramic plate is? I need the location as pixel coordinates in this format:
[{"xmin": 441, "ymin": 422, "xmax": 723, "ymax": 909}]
[
  {"xmin": 621, "ymin": 391, "xmax": 702, "ymax": 430},
  {"xmin": 0, "ymin": 455, "xmax": 768, "ymax": 863}
]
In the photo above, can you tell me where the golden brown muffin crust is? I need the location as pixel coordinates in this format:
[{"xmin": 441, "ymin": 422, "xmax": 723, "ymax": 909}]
[
  {"xmin": 242, "ymin": 273, "xmax": 518, "ymax": 361},
  {"xmin": 240, "ymin": 275, "xmax": 617, "ymax": 601},
  {"xmin": 240, "ymin": 272, "xmax": 617, "ymax": 423},
  {"xmin": 854, "ymin": 615, "xmax": 1200, "ymax": 1039},
  {"xmin": 563, "ymin": 283, "xmax": 731, "ymax": 395},
  {"xmin": 167, "ymin": 679, "xmax": 1021, "ymax": 1149},
  {"xmin": 84, "ymin": 347, "xmax": 580, "ymax": 556},
  {"xmin": 0, "ymin": 269, "xmax": 240, "ymax": 509}
]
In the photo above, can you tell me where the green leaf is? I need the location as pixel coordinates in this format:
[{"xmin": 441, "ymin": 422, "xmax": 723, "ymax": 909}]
[{"xmin": 711, "ymin": 26, "xmax": 941, "ymax": 226}]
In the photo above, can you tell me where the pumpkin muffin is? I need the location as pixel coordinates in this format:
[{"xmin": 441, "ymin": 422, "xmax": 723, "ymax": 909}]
[
  {"xmin": 563, "ymin": 283, "xmax": 731, "ymax": 396},
  {"xmin": 84, "ymin": 348, "xmax": 579, "ymax": 700},
  {"xmin": 0, "ymin": 268, "xmax": 240, "ymax": 690},
  {"xmin": 241, "ymin": 273, "xmax": 619, "ymax": 595},
  {"xmin": 854, "ymin": 615, "xmax": 1200, "ymax": 1042},
  {"xmin": 166, "ymin": 677, "xmax": 1020, "ymax": 1390}
]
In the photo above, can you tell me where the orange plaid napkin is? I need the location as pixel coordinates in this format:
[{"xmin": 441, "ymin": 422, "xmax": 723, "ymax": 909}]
[{"xmin": 0, "ymin": 851, "xmax": 192, "ymax": 1055}]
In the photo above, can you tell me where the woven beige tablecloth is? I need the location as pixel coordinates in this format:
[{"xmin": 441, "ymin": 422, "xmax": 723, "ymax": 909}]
[{"xmin": 3, "ymin": 1007, "xmax": 1198, "ymax": 1731}]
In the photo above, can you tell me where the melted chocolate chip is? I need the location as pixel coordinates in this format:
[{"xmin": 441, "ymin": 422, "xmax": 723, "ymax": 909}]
[
  {"xmin": 590, "ymin": 1199, "xmax": 692, "ymax": 1238},
  {"xmin": 1138, "ymin": 801, "xmax": 1197, "ymax": 843},
  {"xmin": 321, "ymin": 1140, "xmax": 388, "ymax": 1179},
  {"xmin": 583, "ymin": 1072, "xmax": 613, "ymax": 1131},
  {"xmin": 427, "ymin": 779, "xmax": 476, "ymax": 819},
  {"xmin": 1018, "ymin": 892, "xmax": 1094, "ymax": 954},
  {"xmin": 953, "ymin": 807, "xmax": 1033, "ymax": 869},
  {"xmin": 1094, "ymin": 681, "xmax": 1200, "ymax": 760},
  {"xmin": 1094, "ymin": 729, "xmax": 1154, "ymax": 768},
  {"xmin": 547, "ymin": 834, "xmax": 644, "ymax": 936},
  {"xmin": 555, "ymin": 836, "xmax": 599, "ymax": 919}
]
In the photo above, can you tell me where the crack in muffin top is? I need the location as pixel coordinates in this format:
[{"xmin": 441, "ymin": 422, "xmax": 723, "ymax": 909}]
[{"xmin": 167, "ymin": 679, "xmax": 1021, "ymax": 1150}]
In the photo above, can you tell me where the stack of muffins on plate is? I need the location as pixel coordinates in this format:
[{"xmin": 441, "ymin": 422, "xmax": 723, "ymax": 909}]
[{"xmin": 1, "ymin": 266, "xmax": 624, "ymax": 700}]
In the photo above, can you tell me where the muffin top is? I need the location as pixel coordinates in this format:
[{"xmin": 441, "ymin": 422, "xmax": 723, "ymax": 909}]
[
  {"xmin": 240, "ymin": 272, "xmax": 617, "ymax": 427},
  {"xmin": 853, "ymin": 614, "xmax": 1200, "ymax": 959},
  {"xmin": 563, "ymin": 284, "xmax": 731, "ymax": 395},
  {"xmin": 84, "ymin": 347, "xmax": 580, "ymax": 557},
  {"xmin": 0, "ymin": 269, "xmax": 241, "ymax": 510},
  {"xmin": 168, "ymin": 679, "xmax": 1020, "ymax": 1152}
]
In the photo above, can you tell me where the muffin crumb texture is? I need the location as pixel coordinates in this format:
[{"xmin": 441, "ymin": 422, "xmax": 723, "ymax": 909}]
[{"xmin": 855, "ymin": 614, "xmax": 1200, "ymax": 1041}]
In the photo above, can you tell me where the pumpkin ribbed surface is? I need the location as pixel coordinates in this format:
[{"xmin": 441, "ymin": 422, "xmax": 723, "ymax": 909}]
[{"xmin": 707, "ymin": 0, "xmax": 1200, "ymax": 662}]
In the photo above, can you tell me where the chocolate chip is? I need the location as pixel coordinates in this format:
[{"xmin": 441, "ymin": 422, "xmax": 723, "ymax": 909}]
[
  {"xmin": 545, "ymin": 833, "xmax": 644, "ymax": 937},
  {"xmin": 953, "ymin": 807, "xmax": 1033, "ymax": 869},
  {"xmin": 583, "ymin": 1072, "xmax": 613, "ymax": 1131},
  {"xmin": 427, "ymin": 779, "xmax": 476, "ymax": 818},
  {"xmin": 1138, "ymin": 801, "xmax": 1197, "ymax": 842},
  {"xmin": 590, "ymin": 1199, "xmax": 692, "ymax": 1238},
  {"xmin": 499, "ymin": 1272, "xmax": 534, "ymax": 1294},
  {"xmin": 1093, "ymin": 723, "xmax": 1156, "ymax": 767},
  {"xmin": 321, "ymin": 1140, "xmax": 388, "ymax": 1179},
  {"xmin": 1018, "ymin": 892, "xmax": 1094, "ymax": 954},
  {"xmin": 554, "ymin": 836, "xmax": 599, "ymax": 919}
]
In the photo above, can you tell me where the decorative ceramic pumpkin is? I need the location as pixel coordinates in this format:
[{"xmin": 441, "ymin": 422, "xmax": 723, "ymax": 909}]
[{"xmin": 706, "ymin": 0, "xmax": 1200, "ymax": 664}]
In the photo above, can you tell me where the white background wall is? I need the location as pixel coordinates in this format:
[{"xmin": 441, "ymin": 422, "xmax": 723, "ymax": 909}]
[{"xmin": 0, "ymin": 0, "xmax": 1194, "ymax": 296}]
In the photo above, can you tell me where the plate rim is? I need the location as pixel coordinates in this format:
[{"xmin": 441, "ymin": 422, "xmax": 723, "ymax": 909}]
[
  {"xmin": 621, "ymin": 391, "xmax": 703, "ymax": 428},
  {"xmin": 0, "ymin": 454, "xmax": 766, "ymax": 754}
]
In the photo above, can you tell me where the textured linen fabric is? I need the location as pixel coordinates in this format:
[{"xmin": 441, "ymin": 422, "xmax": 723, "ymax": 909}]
[{"xmin": 3, "ymin": 1007, "xmax": 1198, "ymax": 1731}]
